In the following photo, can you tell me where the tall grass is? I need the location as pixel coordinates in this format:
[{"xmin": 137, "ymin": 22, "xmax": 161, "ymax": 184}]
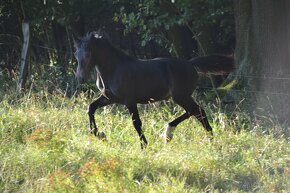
[{"xmin": 0, "ymin": 91, "xmax": 289, "ymax": 192}]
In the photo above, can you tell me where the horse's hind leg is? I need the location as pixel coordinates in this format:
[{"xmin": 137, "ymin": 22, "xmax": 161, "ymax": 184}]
[
  {"xmin": 126, "ymin": 104, "xmax": 148, "ymax": 149},
  {"xmin": 165, "ymin": 97, "xmax": 213, "ymax": 142},
  {"xmin": 164, "ymin": 113, "xmax": 190, "ymax": 142},
  {"xmin": 88, "ymin": 95, "xmax": 113, "ymax": 138}
]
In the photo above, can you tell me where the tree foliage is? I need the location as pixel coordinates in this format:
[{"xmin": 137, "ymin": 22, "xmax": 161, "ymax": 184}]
[
  {"xmin": 0, "ymin": 0, "xmax": 234, "ymax": 93},
  {"xmin": 114, "ymin": 0, "xmax": 234, "ymax": 55}
]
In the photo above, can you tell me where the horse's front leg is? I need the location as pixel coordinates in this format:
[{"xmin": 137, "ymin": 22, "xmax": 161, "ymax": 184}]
[
  {"xmin": 88, "ymin": 95, "xmax": 113, "ymax": 138},
  {"xmin": 126, "ymin": 104, "xmax": 148, "ymax": 149}
]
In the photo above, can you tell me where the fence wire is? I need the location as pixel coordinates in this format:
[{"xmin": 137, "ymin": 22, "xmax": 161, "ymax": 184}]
[
  {"xmin": 2, "ymin": 42, "xmax": 290, "ymax": 96},
  {"xmin": 199, "ymin": 86, "xmax": 290, "ymax": 97}
]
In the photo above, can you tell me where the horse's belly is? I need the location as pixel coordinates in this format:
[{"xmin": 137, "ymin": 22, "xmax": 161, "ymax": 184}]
[
  {"xmin": 136, "ymin": 87, "xmax": 171, "ymax": 104},
  {"xmin": 110, "ymin": 66, "xmax": 172, "ymax": 104}
]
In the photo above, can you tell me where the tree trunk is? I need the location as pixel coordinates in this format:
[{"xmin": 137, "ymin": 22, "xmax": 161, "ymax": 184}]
[
  {"xmin": 233, "ymin": 0, "xmax": 290, "ymax": 127},
  {"xmin": 159, "ymin": 0, "xmax": 198, "ymax": 59},
  {"xmin": 165, "ymin": 26, "xmax": 198, "ymax": 59}
]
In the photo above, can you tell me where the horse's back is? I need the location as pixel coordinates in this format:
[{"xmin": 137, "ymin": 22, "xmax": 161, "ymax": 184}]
[
  {"xmin": 109, "ymin": 57, "xmax": 198, "ymax": 104},
  {"xmin": 129, "ymin": 59, "xmax": 173, "ymax": 103},
  {"xmin": 135, "ymin": 58, "xmax": 198, "ymax": 101}
]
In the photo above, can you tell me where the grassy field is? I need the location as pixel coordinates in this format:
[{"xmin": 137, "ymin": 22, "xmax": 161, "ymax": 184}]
[{"xmin": 0, "ymin": 91, "xmax": 289, "ymax": 193}]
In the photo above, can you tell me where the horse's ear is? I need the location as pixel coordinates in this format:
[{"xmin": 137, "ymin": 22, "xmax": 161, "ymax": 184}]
[
  {"xmin": 90, "ymin": 32, "xmax": 97, "ymax": 38},
  {"xmin": 91, "ymin": 31, "xmax": 103, "ymax": 39}
]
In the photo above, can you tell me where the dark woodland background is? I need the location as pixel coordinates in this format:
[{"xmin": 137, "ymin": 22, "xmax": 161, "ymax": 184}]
[{"xmin": 1, "ymin": 0, "xmax": 290, "ymax": 128}]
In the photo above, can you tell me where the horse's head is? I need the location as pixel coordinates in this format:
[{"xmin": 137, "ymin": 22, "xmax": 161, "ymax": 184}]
[
  {"xmin": 74, "ymin": 31, "xmax": 131, "ymax": 83},
  {"xmin": 74, "ymin": 32, "xmax": 101, "ymax": 83}
]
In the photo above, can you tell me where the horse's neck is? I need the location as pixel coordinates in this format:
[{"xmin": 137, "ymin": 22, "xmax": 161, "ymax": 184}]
[
  {"xmin": 94, "ymin": 50, "xmax": 116, "ymax": 80},
  {"xmin": 94, "ymin": 44, "xmax": 134, "ymax": 79},
  {"xmin": 95, "ymin": 65, "xmax": 110, "ymax": 82}
]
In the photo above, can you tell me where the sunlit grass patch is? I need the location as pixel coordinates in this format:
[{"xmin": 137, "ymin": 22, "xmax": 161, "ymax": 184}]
[
  {"xmin": 0, "ymin": 92, "xmax": 289, "ymax": 192},
  {"xmin": 46, "ymin": 169, "xmax": 76, "ymax": 192}
]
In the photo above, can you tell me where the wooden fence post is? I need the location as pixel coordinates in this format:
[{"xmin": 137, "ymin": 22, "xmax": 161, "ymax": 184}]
[{"xmin": 17, "ymin": 22, "xmax": 30, "ymax": 94}]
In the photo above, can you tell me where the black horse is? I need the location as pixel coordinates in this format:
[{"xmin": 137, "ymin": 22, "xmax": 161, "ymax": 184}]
[{"xmin": 74, "ymin": 32, "xmax": 234, "ymax": 148}]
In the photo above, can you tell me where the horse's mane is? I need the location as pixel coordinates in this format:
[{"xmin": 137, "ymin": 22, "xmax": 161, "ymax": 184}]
[
  {"xmin": 85, "ymin": 32, "xmax": 135, "ymax": 62},
  {"xmin": 106, "ymin": 41, "xmax": 135, "ymax": 62}
]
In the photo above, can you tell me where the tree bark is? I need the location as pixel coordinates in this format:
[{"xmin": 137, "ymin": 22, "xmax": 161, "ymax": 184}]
[{"xmin": 233, "ymin": 0, "xmax": 290, "ymax": 126}]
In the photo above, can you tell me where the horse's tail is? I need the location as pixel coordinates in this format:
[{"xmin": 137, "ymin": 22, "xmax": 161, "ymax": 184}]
[{"xmin": 190, "ymin": 55, "xmax": 235, "ymax": 75}]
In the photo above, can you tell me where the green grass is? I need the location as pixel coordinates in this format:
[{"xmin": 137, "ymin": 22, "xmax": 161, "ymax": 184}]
[{"xmin": 0, "ymin": 92, "xmax": 289, "ymax": 193}]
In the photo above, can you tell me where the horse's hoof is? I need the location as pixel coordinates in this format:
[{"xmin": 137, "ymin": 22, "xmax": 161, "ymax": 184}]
[
  {"xmin": 208, "ymin": 132, "xmax": 214, "ymax": 141},
  {"xmin": 165, "ymin": 132, "xmax": 173, "ymax": 143},
  {"xmin": 163, "ymin": 124, "xmax": 175, "ymax": 143},
  {"xmin": 88, "ymin": 128, "xmax": 94, "ymax": 134},
  {"xmin": 97, "ymin": 131, "xmax": 107, "ymax": 140}
]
